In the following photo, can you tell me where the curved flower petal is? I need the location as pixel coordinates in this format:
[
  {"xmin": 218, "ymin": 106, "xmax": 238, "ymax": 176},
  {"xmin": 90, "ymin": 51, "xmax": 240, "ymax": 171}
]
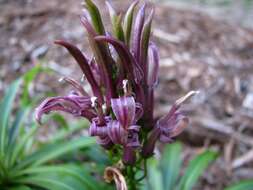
[
  {"xmin": 35, "ymin": 94, "xmax": 94, "ymax": 124},
  {"xmin": 89, "ymin": 116, "xmax": 113, "ymax": 149},
  {"xmin": 111, "ymin": 96, "xmax": 136, "ymax": 128},
  {"xmin": 107, "ymin": 120, "xmax": 127, "ymax": 145},
  {"xmin": 147, "ymin": 42, "xmax": 159, "ymax": 87}
]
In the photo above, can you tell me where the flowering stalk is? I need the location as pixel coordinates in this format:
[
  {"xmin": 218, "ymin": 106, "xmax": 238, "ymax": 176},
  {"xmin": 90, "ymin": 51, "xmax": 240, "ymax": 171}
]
[{"xmin": 35, "ymin": 1, "xmax": 198, "ymax": 189}]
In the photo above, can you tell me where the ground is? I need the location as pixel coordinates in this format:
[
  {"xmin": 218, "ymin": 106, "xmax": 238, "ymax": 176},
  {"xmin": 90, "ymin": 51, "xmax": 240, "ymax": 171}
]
[{"xmin": 1, "ymin": 0, "xmax": 253, "ymax": 189}]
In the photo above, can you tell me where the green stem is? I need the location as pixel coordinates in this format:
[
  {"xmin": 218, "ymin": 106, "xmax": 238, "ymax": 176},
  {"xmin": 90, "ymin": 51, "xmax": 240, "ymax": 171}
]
[
  {"xmin": 128, "ymin": 166, "xmax": 137, "ymax": 190},
  {"xmin": 137, "ymin": 159, "xmax": 147, "ymax": 182}
]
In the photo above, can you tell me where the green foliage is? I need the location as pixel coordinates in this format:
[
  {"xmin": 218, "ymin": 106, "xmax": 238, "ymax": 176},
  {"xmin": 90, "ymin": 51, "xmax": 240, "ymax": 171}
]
[
  {"xmin": 0, "ymin": 73, "xmax": 106, "ymax": 190},
  {"xmin": 143, "ymin": 142, "xmax": 218, "ymax": 190},
  {"xmin": 225, "ymin": 180, "xmax": 253, "ymax": 190}
]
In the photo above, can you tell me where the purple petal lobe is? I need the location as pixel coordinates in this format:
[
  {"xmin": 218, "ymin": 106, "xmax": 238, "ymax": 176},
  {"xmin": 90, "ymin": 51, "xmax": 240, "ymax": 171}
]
[
  {"xmin": 35, "ymin": 94, "xmax": 94, "ymax": 124},
  {"xmin": 107, "ymin": 120, "xmax": 127, "ymax": 145},
  {"xmin": 111, "ymin": 96, "xmax": 136, "ymax": 128},
  {"xmin": 89, "ymin": 116, "xmax": 114, "ymax": 149},
  {"xmin": 147, "ymin": 42, "xmax": 159, "ymax": 87},
  {"xmin": 133, "ymin": 4, "xmax": 146, "ymax": 63}
]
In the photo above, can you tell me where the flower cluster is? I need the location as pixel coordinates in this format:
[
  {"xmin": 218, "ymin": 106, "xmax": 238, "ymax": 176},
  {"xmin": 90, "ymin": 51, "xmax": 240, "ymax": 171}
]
[{"xmin": 36, "ymin": 0, "xmax": 197, "ymax": 165}]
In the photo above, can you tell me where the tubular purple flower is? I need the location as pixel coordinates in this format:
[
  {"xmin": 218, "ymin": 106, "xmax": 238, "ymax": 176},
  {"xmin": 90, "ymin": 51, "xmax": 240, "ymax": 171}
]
[
  {"xmin": 141, "ymin": 91, "xmax": 198, "ymax": 157},
  {"xmin": 35, "ymin": 93, "xmax": 95, "ymax": 124},
  {"xmin": 140, "ymin": 9, "xmax": 154, "ymax": 78},
  {"xmin": 81, "ymin": 17, "xmax": 117, "ymax": 105},
  {"xmin": 142, "ymin": 42, "xmax": 159, "ymax": 128},
  {"xmin": 88, "ymin": 57, "xmax": 102, "ymax": 86},
  {"xmin": 147, "ymin": 42, "xmax": 159, "ymax": 87},
  {"xmin": 133, "ymin": 4, "xmax": 146, "ymax": 63},
  {"xmin": 94, "ymin": 36, "xmax": 143, "ymax": 84}
]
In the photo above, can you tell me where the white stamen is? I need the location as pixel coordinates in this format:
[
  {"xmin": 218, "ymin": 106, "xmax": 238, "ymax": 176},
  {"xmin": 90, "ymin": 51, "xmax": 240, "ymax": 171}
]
[
  {"xmin": 123, "ymin": 79, "xmax": 128, "ymax": 94},
  {"xmin": 175, "ymin": 90, "xmax": 200, "ymax": 106},
  {"xmin": 102, "ymin": 104, "xmax": 107, "ymax": 114},
  {"xmin": 91, "ymin": 96, "xmax": 98, "ymax": 107}
]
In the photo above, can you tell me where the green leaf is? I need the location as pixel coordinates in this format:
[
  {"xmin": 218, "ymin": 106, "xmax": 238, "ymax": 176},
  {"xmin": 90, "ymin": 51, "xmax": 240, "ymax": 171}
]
[
  {"xmin": 0, "ymin": 79, "xmax": 22, "ymax": 156},
  {"xmin": 9, "ymin": 125, "xmax": 37, "ymax": 167},
  {"xmin": 14, "ymin": 137, "xmax": 96, "ymax": 170},
  {"xmin": 177, "ymin": 150, "xmax": 218, "ymax": 190},
  {"xmin": 5, "ymin": 107, "xmax": 30, "ymax": 168},
  {"xmin": 84, "ymin": 0, "xmax": 105, "ymax": 35},
  {"xmin": 13, "ymin": 165, "xmax": 98, "ymax": 190},
  {"xmin": 225, "ymin": 180, "xmax": 253, "ymax": 190},
  {"xmin": 147, "ymin": 158, "xmax": 163, "ymax": 190},
  {"xmin": 9, "ymin": 185, "xmax": 32, "ymax": 190},
  {"xmin": 8, "ymin": 107, "xmax": 30, "ymax": 146},
  {"xmin": 160, "ymin": 142, "xmax": 182, "ymax": 190},
  {"xmin": 16, "ymin": 175, "xmax": 77, "ymax": 190},
  {"xmin": 123, "ymin": 1, "xmax": 138, "ymax": 46}
]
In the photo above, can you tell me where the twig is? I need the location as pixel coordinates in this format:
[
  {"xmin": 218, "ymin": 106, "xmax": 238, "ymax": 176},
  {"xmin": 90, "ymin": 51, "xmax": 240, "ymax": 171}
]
[
  {"xmin": 192, "ymin": 116, "xmax": 253, "ymax": 146},
  {"xmin": 232, "ymin": 149, "xmax": 253, "ymax": 169}
]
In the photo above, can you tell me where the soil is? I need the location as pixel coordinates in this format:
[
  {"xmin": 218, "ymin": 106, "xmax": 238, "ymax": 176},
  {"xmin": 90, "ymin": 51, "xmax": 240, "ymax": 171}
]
[{"xmin": 1, "ymin": 0, "xmax": 253, "ymax": 189}]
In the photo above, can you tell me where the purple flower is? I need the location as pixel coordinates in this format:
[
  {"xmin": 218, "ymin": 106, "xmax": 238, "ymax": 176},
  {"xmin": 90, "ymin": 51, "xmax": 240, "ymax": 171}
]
[
  {"xmin": 35, "ymin": 77, "xmax": 96, "ymax": 124},
  {"xmin": 35, "ymin": 0, "xmax": 198, "ymax": 167},
  {"xmin": 142, "ymin": 91, "xmax": 198, "ymax": 158}
]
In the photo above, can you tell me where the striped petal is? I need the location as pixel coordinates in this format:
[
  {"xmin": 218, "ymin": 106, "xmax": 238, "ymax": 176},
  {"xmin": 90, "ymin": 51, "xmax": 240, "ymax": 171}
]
[
  {"xmin": 111, "ymin": 96, "xmax": 136, "ymax": 128},
  {"xmin": 35, "ymin": 94, "xmax": 94, "ymax": 124}
]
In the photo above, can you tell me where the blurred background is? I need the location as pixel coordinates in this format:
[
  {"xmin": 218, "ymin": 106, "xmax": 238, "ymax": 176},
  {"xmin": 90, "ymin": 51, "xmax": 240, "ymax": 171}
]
[{"xmin": 1, "ymin": 0, "xmax": 253, "ymax": 189}]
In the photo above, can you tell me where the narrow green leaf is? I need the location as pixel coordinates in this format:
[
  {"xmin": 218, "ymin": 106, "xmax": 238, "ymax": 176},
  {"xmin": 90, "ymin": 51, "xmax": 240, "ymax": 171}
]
[
  {"xmin": 16, "ymin": 175, "xmax": 76, "ymax": 190},
  {"xmin": 177, "ymin": 150, "xmax": 218, "ymax": 190},
  {"xmin": 12, "ymin": 165, "xmax": 98, "ymax": 190},
  {"xmin": 9, "ymin": 125, "xmax": 37, "ymax": 167},
  {"xmin": 14, "ymin": 137, "xmax": 96, "ymax": 170},
  {"xmin": 160, "ymin": 142, "xmax": 182, "ymax": 190},
  {"xmin": 225, "ymin": 180, "xmax": 253, "ymax": 190},
  {"xmin": 123, "ymin": 1, "xmax": 138, "ymax": 46},
  {"xmin": 5, "ymin": 107, "xmax": 30, "ymax": 168},
  {"xmin": 0, "ymin": 79, "xmax": 22, "ymax": 156},
  {"xmin": 9, "ymin": 185, "xmax": 32, "ymax": 190},
  {"xmin": 147, "ymin": 158, "xmax": 163, "ymax": 190},
  {"xmin": 8, "ymin": 107, "xmax": 30, "ymax": 146},
  {"xmin": 84, "ymin": 0, "xmax": 105, "ymax": 35}
]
